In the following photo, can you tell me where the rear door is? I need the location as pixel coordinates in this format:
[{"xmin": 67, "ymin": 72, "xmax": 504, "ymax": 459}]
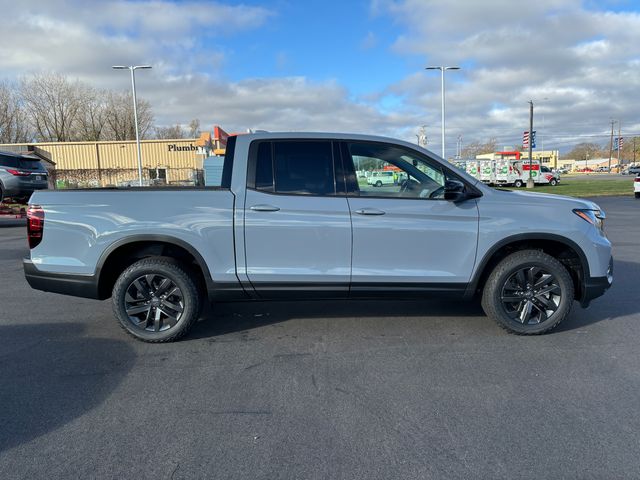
[
  {"xmin": 243, "ymin": 140, "xmax": 352, "ymax": 297},
  {"xmin": 342, "ymin": 141, "xmax": 479, "ymax": 292}
]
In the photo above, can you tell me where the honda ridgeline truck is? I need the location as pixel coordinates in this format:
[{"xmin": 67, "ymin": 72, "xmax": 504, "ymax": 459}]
[{"xmin": 24, "ymin": 133, "xmax": 613, "ymax": 342}]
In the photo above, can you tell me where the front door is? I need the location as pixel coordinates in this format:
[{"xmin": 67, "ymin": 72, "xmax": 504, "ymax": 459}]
[{"xmin": 342, "ymin": 141, "xmax": 479, "ymax": 292}]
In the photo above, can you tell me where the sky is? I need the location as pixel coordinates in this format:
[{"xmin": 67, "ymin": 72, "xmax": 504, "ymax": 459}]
[{"xmin": 1, "ymin": 0, "xmax": 640, "ymax": 156}]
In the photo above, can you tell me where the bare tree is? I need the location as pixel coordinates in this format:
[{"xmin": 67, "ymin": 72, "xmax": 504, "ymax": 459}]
[
  {"xmin": 562, "ymin": 142, "xmax": 604, "ymax": 160},
  {"xmin": 188, "ymin": 118, "xmax": 200, "ymax": 138},
  {"xmin": 104, "ymin": 90, "xmax": 154, "ymax": 141},
  {"xmin": 461, "ymin": 138, "xmax": 498, "ymax": 158},
  {"xmin": 154, "ymin": 124, "xmax": 187, "ymax": 139},
  {"xmin": 76, "ymin": 86, "xmax": 109, "ymax": 141},
  {"xmin": 20, "ymin": 73, "xmax": 86, "ymax": 142},
  {"xmin": 0, "ymin": 81, "xmax": 31, "ymax": 143}
]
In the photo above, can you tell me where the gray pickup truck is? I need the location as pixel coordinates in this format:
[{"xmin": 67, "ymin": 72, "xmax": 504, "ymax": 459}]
[{"xmin": 24, "ymin": 132, "xmax": 613, "ymax": 342}]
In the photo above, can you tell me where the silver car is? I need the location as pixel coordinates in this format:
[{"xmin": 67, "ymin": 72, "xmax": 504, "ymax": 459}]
[{"xmin": 0, "ymin": 151, "xmax": 49, "ymax": 203}]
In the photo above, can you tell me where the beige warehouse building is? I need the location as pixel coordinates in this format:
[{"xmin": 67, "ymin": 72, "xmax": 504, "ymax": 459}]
[{"xmin": 0, "ymin": 127, "xmax": 229, "ymax": 188}]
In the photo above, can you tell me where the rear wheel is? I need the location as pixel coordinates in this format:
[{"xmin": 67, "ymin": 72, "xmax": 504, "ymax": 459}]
[
  {"xmin": 112, "ymin": 257, "xmax": 201, "ymax": 342},
  {"xmin": 635, "ymin": 192, "xmax": 640, "ymax": 199},
  {"xmin": 513, "ymin": 179, "xmax": 523, "ymax": 188},
  {"xmin": 481, "ymin": 250, "xmax": 574, "ymax": 335}
]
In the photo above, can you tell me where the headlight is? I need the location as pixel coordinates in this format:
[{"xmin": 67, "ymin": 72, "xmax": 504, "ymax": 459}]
[{"xmin": 573, "ymin": 208, "xmax": 606, "ymax": 233}]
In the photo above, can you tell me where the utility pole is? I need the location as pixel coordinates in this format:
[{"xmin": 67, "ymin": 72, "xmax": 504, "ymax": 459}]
[
  {"xmin": 634, "ymin": 137, "xmax": 636, "ymax": 164},
  {"xmin": 617, "ymin": 121, "xmax": 621, "ymax": 170},
  {"xmin": 608, "ymin": 120, "xmax": 615, "ymax": 172},
  {"xmin": 527, "ymin": 101, "xmax": 534, "ymax": 188},
  {"xmin": 416, "ymin": 125, "xmax": 427, "ymax": 147}
]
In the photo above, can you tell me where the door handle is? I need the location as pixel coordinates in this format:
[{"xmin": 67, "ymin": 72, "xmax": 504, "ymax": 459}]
[
  {"xmin": 250, "ymin": 204, "xmax": 281, "ymax": 212},
  {"xmin": 355, "ymin": 208, "xmax": 385, "ymax": 216}
]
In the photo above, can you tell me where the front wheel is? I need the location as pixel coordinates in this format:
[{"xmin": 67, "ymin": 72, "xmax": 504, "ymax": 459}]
[
  {"xmin": 112, "ymin": 257, "xmax": 201, "ymax": 342},
  {"xmin": 549, "ymin": 178, "xmax": 558, "ymax": 186},
  {"xmin": 481, "ymin": 250, "xmax": 574, "ymax": 335},
  {"xmin": 375, "ymin": 180, "xmax": 382, "ymax": 187}
]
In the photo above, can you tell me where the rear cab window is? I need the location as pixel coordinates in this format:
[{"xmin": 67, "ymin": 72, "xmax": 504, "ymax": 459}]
[{"xmin": 249, "ymin": 140, "xmax": 339, "ymax": 196}]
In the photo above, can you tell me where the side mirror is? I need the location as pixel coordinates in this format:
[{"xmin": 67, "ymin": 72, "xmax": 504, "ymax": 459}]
[{"xmin": 444, "ymin": 179, "xmax": 467, "ymax": 202}]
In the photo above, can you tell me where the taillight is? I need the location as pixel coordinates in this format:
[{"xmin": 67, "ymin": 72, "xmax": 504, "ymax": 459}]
[
  {"xmin": 635, "ymin": 177, "xmax": 640, "ymax": 182},
  {"xmin": 6, "ymin": 169, "xmax": 31, "ymax": 176},
  {"xmin": 27, "ymin": 205, "xmax": 45, "ymax": 249}
]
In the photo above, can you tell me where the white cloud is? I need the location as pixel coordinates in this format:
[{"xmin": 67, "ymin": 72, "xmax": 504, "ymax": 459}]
[
  {"xmin": 373, "ymin": 0, "xmax": 640, "ymax": 153},
  {"xmin": 141, "ymin": 73, "xmax": 415, "ymax": 134},
  {"xmin": 0, "ymin": 0, "xmax": 411, "ymax": 140},
  {"xmin": 360, "ymin": 31, "xmax": 378, "ymax": 50},
  {"xmin": 1, "ymin": 0, "xmax": 640, "ymax": 154}
]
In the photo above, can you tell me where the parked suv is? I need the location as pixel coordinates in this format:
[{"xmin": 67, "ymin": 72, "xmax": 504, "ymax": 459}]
[
  {"xmin": 0, "ymin": 151, "xmax": 48, "ymax": 203},
  {"xmin": 623, "ymin": 165, "xmax": 640, "ymax": 176},
  {"xmin": 367, "ymin": 170, "xmax": 396, "ymax": 187}
]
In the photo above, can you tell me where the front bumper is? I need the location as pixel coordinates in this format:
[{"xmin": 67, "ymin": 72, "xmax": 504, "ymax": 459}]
[
  {"xmin": 23, "ymin": 257, "xmax": 101, "ymax": 299},
  {"xmin": 580, "ymin": 257, "xmax": 613, "ymax": 307}
]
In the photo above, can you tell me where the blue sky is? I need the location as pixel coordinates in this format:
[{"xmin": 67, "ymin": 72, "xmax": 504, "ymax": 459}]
[
  {"xmin": 2, "ymin": 0, "xmax": 640, "ymax": 155},
  {"xmin": 215, "ymin": 0, "xmax": 412, "ymax": 95}
]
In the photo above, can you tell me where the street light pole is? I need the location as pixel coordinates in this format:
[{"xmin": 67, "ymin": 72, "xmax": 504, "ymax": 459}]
[
  {"xmin": 527, "ymin": 100, "xmax": 534, "ymax": 188},
  {"xmin": 112, "ymin": 65, "xmax": 152, "ymax": 186},
  {"xmin": 426, "ymin": 66, "xmax": 460, "ymax": 159}
]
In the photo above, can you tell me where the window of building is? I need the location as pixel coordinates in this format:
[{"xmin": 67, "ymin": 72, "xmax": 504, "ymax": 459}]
[{"xmin": 148, "ymin": 168, "xmax": 167, "ymax": 185}]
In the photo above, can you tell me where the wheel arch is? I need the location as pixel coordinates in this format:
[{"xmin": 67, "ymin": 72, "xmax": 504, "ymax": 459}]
[
  {"xmin": 468, "ymin": 233, "xmax": 590, "ymax": 300},
  {"xmin": 96, "ymin": 235, "xmax": 213, "ymax": 300}
]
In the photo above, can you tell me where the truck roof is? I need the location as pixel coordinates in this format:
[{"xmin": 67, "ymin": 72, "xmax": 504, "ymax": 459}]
[{"xmin": 238, "ymin": 131, "xmax": 426, "ymax": 147}]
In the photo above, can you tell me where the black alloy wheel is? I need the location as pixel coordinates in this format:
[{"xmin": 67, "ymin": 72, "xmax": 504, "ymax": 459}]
[
  {"xmin": 124, "ymin": 274, "xmax": 185, "ymax": 333},
  {"xmin": 112, "ymin": 257, "xmax": 201, "ymax": 342},
  {"xmin": 500, "ymin": 266, "xmax": 561, "ymax": 325},
  {"xmin": 481, "ymin": 250, "xmax": 574, "ymax": 335}
]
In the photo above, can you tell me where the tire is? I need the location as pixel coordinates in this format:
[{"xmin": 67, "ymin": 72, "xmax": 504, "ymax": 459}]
[
  {"xmin": 112, "ymin": 257, "xmax": 201, "ymax": 342},
  {"xmin": 549, "ymin": 178, "xmax": 558, "ymax": 186},
  {"xmin": 513, "ymin": 179, "xmax": 523, "ymax": 188},
  {"xmin": 635, "ymin": 192, "xmax": 640, "ymax": 199},
  {"xmin": 0, "ymin": 185, "xmax": 4, "ymax": 204},
  {"xmin": 481, "ymin": 250, "xmax": 574, "ymax": 335},
  {"xmin": 375, "ymin": 180, "xmax": 382, "ymax": 187}
]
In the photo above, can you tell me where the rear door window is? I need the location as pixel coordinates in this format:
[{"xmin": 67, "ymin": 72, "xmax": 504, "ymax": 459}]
[
  {"xmin": 251, "ymin": 140, "xmax": 337, "ymax": 196},
  {"xmin": 0, "ymin": 156, "xmax": 19, "ymax": 168}
]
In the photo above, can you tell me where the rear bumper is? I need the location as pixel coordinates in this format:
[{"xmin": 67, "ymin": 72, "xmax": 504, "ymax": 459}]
[
  {"xmin": 3, "ymin": 183, "xmax": 48, "ymax": 197},
  {"xmin": 580, "ymin": 257, "xmax": 613, "ymax": 307},
  {"xmin": 23, "ymin": 257, "xmax": 101, "ymax": 299}
]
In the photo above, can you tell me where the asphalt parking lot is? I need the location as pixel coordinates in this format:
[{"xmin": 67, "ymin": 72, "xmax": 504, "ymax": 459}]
[{"xmin": 1, "ymin": 196, "xmax": 639, "ymax": 479}]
